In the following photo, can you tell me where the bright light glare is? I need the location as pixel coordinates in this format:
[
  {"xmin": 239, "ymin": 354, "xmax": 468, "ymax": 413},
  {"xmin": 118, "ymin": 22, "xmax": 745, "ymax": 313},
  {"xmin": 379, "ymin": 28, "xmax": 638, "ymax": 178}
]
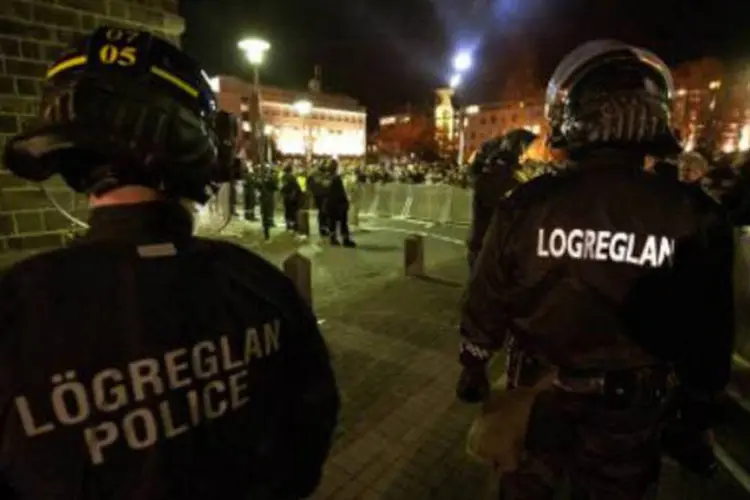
[
  {"xmin": 293, "ymin": 99, "xmax": 313, "ymax": 116},
  {"xmin": 208, "ymin": 76, "xmax": 220, "ymax": 93},
  {"xmin": 449, "ymin": 74, "xmax": 462, "ymax": 88},
  {"xmin": 238, "ymin": 38, "xmax": 271, "ymax": 66},
  {"xmin": 453, "ymin": 52, "xmax": 472, "ymax": 72},
  {"xmin": 465, "ymin": 105, "xmax": 480, "ymax": 115}
]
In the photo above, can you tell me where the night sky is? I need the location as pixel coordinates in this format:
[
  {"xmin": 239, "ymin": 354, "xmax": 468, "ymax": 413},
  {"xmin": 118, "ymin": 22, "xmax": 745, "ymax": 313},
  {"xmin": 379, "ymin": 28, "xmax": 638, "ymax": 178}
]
[{"xmin": 180, "ymin": 0, "xmax": 750, "ymax": 120}]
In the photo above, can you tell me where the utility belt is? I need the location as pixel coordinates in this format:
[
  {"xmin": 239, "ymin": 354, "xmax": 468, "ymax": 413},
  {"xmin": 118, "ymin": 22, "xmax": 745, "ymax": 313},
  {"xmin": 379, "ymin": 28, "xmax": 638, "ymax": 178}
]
[{"xmin": 554, "ymin": 366, "xmax": 675, "ymax": 408}]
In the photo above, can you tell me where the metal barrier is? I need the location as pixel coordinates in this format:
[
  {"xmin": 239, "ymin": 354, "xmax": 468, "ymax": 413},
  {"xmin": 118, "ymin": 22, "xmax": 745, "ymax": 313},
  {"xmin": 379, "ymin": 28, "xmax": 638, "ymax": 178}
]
[{"xmin": 355, "ymin": 182, "xmax": 472, "ymax": 225}]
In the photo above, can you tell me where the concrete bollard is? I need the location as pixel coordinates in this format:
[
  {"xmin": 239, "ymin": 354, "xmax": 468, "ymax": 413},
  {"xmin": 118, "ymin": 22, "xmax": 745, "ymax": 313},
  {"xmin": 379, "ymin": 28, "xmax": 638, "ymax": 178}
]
[
  {"xmin": 404, "ymin": 234, "xmax": 425, "ymax": 277},
  {"xmin": 283, "ymin": 252, "xmax": 313, "ymax": 307},
  {"xmin": 296, "ymin": 209, "xmax": 310, "ymax": 237}
]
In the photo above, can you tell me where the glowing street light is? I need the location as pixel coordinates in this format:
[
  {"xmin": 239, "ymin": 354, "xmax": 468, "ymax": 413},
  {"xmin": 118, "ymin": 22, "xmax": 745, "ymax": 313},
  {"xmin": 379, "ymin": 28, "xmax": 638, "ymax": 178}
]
[
  {"xmin": 238, "ymin": 38, "xmax": 271, "ymax": 66},
  {"xmin": 453, "ymin": 51, "xmax": 472, "ymax": 73},
  {"xmin": 449, "ymin": 73, "xmax": 462, "ymax": 89},
  {"xmin": 238, "ymin": 37, "xmax": 271, "ymax": 164}
]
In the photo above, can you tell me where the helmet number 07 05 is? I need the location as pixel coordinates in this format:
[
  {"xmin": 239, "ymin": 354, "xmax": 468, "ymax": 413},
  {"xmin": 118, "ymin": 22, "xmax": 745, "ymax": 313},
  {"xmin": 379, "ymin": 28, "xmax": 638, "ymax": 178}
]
[{"xmin": 99, "ymin": 45, "xmax": 137, "ymax": 67}]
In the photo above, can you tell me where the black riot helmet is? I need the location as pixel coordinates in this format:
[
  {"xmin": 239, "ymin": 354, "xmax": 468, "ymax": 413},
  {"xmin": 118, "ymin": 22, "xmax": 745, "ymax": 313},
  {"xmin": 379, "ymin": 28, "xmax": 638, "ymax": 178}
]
[
  {"xmin": 545, "ymin": 40, "xmax": 680, "ymax": 156},
  {"xmin": 469, "ymin": 128, "xmax": 537, "ymax": 178},
  {"xmin": 3, "ymin": 26, "xmax": 241, "ymax": 203}
]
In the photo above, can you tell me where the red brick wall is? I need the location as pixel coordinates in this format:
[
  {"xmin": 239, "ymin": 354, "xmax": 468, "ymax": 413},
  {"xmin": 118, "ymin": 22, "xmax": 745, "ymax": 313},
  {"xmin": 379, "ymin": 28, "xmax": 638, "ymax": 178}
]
[{"xmin": 0, "ymin": 0, "xmax": 184, "ymax": 252}]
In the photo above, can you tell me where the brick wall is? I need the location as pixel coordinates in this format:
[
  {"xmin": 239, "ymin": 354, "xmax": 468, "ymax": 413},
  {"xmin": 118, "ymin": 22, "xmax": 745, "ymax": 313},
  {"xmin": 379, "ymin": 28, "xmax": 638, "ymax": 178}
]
[{"xmin": 0, "ymin": 0, "xmax": 185, "ymax": 252}]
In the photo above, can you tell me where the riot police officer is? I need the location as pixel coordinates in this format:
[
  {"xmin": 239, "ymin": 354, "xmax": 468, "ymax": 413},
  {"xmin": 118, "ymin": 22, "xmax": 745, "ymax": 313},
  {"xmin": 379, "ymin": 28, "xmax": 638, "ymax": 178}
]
[
  {"xmin": 308, "ymin": 162, "xmax": 332, "ymax": 238},
  {"xmin": 0, "ymin": 27, "xmax": 339, "ymax": 499},
  {"xmin": 258, "ymin": 164, "xmax": 278, "ymax": 240},
  {"xmin": 243, "ymin": 162, "xmax": 258, "ymax": 221},
  {"xmin": 281, "ymin": 164, "xmax": 303, "ymax": 231},
  {"xmin": 458, "ymin": 40, "xmax": 734, "ymax": 498},
  {"xmin": 467, "ymin": 129, "xmax": 539, "ymax": 271},
  {"xmin": 326, "ymin": 160, "xmax": 356, "ymax": 247}
]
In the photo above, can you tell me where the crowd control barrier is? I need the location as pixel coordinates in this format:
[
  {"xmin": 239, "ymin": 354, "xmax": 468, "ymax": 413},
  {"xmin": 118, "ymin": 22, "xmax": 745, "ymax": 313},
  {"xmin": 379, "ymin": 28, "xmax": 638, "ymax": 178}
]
[
  {"xmin": 196, "ymin": 181, "xmax": 750, "ymax": 362},
  {"xmin": 353, "ymin": 182, "xmax": 473, "ymax": 226}
]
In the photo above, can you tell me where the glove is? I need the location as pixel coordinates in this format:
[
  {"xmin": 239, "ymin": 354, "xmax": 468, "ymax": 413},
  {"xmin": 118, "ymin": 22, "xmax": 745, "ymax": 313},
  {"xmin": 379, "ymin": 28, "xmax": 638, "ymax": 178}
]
[{"xmin": 456, "ymin": 366, "xmax": 490, "ymax": 403}]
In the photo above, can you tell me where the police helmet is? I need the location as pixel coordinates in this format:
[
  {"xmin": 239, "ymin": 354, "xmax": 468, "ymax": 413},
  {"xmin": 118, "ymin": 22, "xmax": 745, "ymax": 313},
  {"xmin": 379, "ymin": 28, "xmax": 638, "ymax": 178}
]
[
  {"xmin": 3, "ymin": 26, "xmax": 241, "ymax": 203},
  {"xmin": 545, "ymin": 40, "xmax": 680, "ymax": 155},
  {"xmin": 469, "ymin": 129, "xmax": 537, "ymax": 177}
]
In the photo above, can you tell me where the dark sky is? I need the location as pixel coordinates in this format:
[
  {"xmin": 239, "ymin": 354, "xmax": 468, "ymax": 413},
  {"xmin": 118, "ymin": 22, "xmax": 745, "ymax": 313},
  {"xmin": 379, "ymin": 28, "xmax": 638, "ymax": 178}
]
[{"xmin": 181, "ymin": 0, "xmax": 750, "ymax": 118}]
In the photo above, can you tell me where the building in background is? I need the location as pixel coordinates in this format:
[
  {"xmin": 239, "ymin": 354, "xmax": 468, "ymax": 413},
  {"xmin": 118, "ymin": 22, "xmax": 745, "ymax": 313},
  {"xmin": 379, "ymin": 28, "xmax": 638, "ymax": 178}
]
[
  {"xmin": 462, "ymin": 99, "xmax": 545, "ymax": 155},
  {"xmin": 213, "ymin": 76, "xmax": 367, "ymax": 158},
  {"xmin": 434, "ymin": 88, "xmax": 456, "ymax": 155},
  {"xmin": 374, "ymin": 112, "xmax": 436, "ymax": 158}
]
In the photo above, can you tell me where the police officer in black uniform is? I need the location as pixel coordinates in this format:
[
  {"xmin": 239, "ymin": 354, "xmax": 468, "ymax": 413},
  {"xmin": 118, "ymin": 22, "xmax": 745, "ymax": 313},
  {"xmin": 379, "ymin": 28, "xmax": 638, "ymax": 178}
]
[
  {"xmin": 308, "ymin": 162, "xmax": 332, "ymax": 238},
  {"xmin": 243, "ymin": 163, "xmax": 258, "ymax": 221},
  {"xmin": 258, "ymin": 164, "xmax": 278, "ymax": 240},
  {"xmin": 326, "ymin": 159, "xmax": 356, "ymax": 247},
  {"xmin": 458, "ymin": 40, "xmax": 734, "ymax": 498},
  {"xmin": 467, "ymin": 129, "xmax": 538, "ymax": 271},
  {"xmin": 0, "ymin": 27, "xmax": 339, "ymax": 500},
  {"xmin": 281, "ymin": 164, "xmax": 303, "ymax": 232}
]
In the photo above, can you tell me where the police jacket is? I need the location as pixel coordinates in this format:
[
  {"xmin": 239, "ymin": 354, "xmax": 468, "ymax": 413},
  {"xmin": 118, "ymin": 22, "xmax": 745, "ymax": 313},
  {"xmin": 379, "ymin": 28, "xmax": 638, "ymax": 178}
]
[
  {"xmin": 0, "ymin": 201, "xmax": 340, "ymax": 500},
  {"xmin": 281, "ymin": 172, "xmax": 302, "ymax": 203},
  {"xmin": 468, "ymin": 161, "xmax": 554, "ymax": 269},
  {"xmin": 460, "ymin": 150, "xmax": 734, "ymax": 395},
  {"xmin": 327, "ymin": 174, "xmax": 349, "ymax": 210}
]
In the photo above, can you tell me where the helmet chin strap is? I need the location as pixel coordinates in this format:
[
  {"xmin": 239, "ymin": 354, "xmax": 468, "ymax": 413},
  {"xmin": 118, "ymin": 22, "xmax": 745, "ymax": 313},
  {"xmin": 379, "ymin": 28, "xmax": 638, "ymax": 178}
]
[{"xmin": 40, "ymin": 183, "xmax": 89, "ymax": 229}]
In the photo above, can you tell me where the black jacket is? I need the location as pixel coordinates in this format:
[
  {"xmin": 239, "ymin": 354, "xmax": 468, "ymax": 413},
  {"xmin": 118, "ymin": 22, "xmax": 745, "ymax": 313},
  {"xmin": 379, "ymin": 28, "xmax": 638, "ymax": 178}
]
[
  {"xmin": 461, "ymin": 150, "xmax": 734, "ymax": 395},
  {"xmin": 0, "ymin": 201, "xmax": 339, "ymax": 499}
]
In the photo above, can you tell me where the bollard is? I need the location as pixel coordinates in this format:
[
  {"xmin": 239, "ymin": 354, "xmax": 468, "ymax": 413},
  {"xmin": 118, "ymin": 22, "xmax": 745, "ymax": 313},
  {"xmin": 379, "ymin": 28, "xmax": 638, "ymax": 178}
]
[
  {"xmin": 296, "ymin": 209, "xmax": 310, "ymax": 237},
  {"xmin": 404, "ymin": 234, "xmax": 425, "ymax": 277},
  {"xmin": 283, "ymin": 252, "xmax": 313, "ymax": 307}
]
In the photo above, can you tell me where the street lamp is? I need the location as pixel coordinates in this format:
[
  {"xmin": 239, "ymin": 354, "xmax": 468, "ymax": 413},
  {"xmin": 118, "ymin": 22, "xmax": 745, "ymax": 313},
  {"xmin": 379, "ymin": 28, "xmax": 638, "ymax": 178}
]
[
  {"xmin": 294, "ymin": 99, "xmax": 314, "ymax": 163},
  {"xmin": 453, "ymin": 51, "xmax": 472, "ymax": 73},
  {"xmin": 238, "ymin": 37, "xmax": 271, "ymax": 164}
]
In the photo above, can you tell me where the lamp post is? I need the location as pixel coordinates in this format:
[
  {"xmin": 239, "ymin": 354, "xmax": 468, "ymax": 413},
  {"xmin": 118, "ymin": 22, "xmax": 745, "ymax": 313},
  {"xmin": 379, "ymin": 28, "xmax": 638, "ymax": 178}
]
[
  {"xmin": 294, "ymin": 99, "xmax": 314, "ymax": 164},
  {"xmin": 238, "ymin": 37, "xmax": 271, "ymax": 164},
  {"xmin": 450, "ymin": 50, "xmax": 473, "ymax": 166}
]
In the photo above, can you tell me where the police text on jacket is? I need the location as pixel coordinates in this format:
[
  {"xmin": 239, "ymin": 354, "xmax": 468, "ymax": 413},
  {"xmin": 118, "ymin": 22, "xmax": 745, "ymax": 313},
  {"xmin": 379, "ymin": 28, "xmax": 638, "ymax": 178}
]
[
  {"xmin": 536, "ymin": 228, "xmax": 675, "ymax": 267},
  {"xmin": 14, "ymin": 320, "xmax": 282, "ymax": 465}
]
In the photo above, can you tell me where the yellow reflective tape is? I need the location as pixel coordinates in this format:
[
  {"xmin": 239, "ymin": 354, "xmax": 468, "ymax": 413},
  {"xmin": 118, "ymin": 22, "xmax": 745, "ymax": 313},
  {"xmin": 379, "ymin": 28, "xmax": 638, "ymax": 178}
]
[
  {"xmin": 46, "ymin": 55, "xmax": 87, "ymax": 78},
  {"xmin": 150, "ymin": 66, "xmax": 199, "ymax": 98}
]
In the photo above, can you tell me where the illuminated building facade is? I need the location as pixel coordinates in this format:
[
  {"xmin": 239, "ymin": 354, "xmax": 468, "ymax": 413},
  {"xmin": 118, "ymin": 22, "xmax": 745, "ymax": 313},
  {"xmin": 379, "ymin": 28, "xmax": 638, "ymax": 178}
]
[
  {"xmin": 379, "ymin": 113, "xmax": 412, "ymax": 128},
  {"xmin": 213, "ymin": 76, "xmax": 367, "ymax": 158},
  {"xmin": 462, "ymin": 99, "xmax": 546, "ymax": 155},
  {"xmin": 434, "ymin": 88, "xmax": 456, "ymax": 153}
]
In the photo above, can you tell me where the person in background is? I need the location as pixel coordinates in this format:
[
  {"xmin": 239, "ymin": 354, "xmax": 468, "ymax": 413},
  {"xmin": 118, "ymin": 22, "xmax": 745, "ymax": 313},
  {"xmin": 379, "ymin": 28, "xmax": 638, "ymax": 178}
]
[
  {"xmin": 281, "ymin": 164, "xmax": 303, "ymax": 232},
  {"xmin": 326, "ymin": 159, "xmax": 356, "ymax": 247}
]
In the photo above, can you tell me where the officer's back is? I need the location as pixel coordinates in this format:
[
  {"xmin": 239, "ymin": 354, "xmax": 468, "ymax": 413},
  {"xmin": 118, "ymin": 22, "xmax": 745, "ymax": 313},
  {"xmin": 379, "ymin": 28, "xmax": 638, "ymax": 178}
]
[
  {"xmin": 0, "ymin": 27, "xmax": 339, "ymax": 499},
  {"xmin": 499, "ymin": 150, "xmax": 730, "ymax": 372}
]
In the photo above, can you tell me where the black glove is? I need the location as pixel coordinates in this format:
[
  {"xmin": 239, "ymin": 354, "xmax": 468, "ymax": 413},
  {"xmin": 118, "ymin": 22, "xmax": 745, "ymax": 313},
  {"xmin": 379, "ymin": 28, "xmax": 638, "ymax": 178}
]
[{"xmin": 456, "ymin": 367, "xmax": 490, "ymax": 403}]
